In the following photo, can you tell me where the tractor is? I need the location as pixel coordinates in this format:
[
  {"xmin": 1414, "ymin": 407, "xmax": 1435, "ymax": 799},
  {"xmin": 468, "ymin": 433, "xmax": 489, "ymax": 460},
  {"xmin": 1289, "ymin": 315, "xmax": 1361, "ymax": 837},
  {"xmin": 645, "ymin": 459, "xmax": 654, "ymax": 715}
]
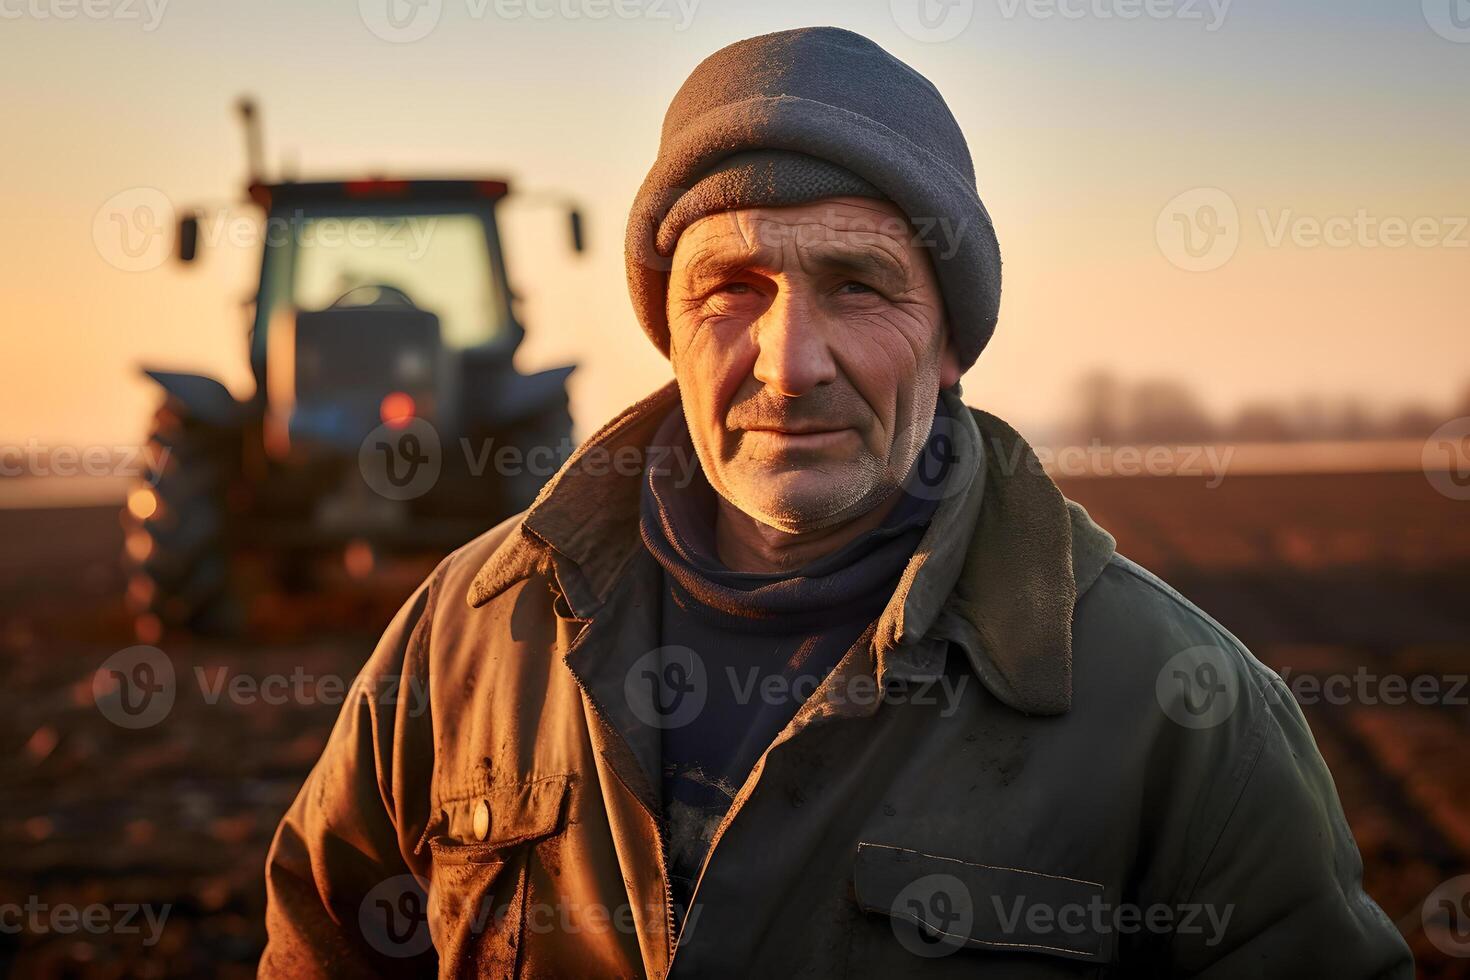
[{"xmin": 122, "ymin": 99, "xmax": 580, "ymax": 635}]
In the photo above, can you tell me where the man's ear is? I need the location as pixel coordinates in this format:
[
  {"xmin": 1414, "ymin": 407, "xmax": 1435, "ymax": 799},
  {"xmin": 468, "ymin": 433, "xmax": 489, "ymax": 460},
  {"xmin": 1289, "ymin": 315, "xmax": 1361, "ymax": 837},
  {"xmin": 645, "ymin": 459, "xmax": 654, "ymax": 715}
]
[{"xmin": 939, "ymin": 332, "xmax": 963, "ymax": 388}]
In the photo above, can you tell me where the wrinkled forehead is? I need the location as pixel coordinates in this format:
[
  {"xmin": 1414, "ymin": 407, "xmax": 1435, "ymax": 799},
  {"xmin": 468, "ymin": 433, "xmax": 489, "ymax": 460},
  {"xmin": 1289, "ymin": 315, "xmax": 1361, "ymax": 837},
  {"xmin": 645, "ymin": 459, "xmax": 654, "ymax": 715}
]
[{"xmin": 670, "ymin": 196, "xmax": 925, "ymax": 283}]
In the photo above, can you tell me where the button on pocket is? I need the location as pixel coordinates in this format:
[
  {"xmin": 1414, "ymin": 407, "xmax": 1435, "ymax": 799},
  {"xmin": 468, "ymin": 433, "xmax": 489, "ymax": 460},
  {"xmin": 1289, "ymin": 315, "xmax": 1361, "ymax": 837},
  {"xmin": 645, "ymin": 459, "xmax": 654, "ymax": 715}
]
[{"xmin": 473, "ymin": 799, "xmax": 491, "ymax": 841}]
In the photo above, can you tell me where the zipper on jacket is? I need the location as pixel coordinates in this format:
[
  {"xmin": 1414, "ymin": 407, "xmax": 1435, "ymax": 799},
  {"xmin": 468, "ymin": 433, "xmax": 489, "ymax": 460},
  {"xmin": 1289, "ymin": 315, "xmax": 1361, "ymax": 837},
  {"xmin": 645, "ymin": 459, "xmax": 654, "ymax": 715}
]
[
  {"xmin": 562, "ymin": 659, "xmax": 679, "ymax": 976},
  {"xmin": 668, "ymin": 631, "xmax": 878, "ymax": 961}
]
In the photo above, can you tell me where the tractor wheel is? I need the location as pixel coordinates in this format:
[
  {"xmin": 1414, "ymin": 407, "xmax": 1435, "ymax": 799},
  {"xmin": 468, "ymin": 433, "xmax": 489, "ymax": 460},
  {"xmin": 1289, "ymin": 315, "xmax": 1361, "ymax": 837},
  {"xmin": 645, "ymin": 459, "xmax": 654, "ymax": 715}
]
[{"xmin": 121, "ymin": 397, "xmax": 244, "ymax": 638}]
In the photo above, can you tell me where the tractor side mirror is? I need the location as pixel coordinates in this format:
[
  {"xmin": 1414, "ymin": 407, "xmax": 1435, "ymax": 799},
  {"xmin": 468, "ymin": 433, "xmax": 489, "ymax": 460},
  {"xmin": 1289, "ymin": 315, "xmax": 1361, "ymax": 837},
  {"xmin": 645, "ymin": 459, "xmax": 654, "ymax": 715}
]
[
  {"xmin": 569, "ymin": 208, "xmax": 585, "ymax": 254},
  {"xmin": 177, "ymin": 213, "xmax": 200, "ymax": 264}
]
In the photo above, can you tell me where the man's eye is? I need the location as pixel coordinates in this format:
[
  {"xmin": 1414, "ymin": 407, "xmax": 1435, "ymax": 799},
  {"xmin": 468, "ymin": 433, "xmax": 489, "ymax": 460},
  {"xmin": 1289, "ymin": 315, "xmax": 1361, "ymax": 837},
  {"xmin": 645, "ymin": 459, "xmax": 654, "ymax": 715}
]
[
  {"xmin": 836, "ymin": 281, "xmax": 876, "ymax": 295},
  {"xmin": 716, "ymin": 282, "xmax": 754, "ymax": 296}
]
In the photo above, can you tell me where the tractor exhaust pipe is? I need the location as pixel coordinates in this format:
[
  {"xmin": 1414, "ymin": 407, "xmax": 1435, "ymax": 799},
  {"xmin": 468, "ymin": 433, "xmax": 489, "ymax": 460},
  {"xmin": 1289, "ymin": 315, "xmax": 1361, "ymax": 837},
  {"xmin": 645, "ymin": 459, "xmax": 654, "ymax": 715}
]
[{"xmin": 237, "ymin": 96, "xmax": 266, "ymax": 187}]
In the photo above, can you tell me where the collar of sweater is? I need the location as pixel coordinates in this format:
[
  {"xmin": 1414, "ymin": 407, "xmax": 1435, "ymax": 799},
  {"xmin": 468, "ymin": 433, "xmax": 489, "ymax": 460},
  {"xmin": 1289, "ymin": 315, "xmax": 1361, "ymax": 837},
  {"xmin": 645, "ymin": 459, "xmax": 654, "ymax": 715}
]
[{"xmin": 637, "ymin": 403, "xmax": 940, "ymax": 634}]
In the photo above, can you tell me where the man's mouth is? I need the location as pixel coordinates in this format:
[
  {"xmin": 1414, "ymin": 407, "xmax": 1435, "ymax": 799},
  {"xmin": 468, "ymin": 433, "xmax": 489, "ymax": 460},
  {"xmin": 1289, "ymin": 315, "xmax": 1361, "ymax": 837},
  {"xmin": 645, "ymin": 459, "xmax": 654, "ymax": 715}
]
[{"xmin": 742, "ymin": 426, "xmax": 857, "ymax": 449}]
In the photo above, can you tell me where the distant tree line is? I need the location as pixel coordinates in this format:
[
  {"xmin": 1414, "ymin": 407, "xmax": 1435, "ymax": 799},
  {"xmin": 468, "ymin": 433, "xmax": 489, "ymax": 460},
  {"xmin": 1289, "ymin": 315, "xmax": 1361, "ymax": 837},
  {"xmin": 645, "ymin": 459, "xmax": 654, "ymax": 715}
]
[{"xmin": 1067, "ymin": 371, "xmax": 1470, "ymax": 446}]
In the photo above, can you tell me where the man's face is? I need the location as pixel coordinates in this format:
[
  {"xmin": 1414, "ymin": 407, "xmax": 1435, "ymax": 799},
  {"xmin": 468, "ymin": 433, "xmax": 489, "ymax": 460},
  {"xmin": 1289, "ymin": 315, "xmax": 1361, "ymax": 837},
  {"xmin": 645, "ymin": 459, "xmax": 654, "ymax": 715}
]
[{"xmin": 666, "ymin": 196, "xmax": 961, "ymax": 534}]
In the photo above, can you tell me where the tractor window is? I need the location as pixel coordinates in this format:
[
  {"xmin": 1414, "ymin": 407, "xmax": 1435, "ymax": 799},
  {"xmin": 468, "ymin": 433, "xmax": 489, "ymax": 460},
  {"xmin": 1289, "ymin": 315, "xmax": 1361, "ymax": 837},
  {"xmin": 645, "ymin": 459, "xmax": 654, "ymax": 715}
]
[{"xmin": 287, "ymin": 212, "xmax": 506, "ymax": 349}]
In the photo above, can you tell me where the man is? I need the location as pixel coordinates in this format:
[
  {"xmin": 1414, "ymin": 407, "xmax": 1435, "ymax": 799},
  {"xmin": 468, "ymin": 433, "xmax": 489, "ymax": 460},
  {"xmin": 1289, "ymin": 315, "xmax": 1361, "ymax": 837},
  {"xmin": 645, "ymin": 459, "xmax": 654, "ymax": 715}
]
[{"xmin": 262, "ymin": 27, "xmax": 1412, "ymax": 978}]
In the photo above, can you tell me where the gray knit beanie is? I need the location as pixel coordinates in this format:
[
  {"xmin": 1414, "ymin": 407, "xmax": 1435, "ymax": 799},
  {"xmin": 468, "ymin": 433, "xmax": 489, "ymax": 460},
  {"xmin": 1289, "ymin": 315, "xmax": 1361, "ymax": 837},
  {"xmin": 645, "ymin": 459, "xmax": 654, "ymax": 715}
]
[{"xmin": 625, "ymin": 26, "xmax": 1002, "ymax": 372}]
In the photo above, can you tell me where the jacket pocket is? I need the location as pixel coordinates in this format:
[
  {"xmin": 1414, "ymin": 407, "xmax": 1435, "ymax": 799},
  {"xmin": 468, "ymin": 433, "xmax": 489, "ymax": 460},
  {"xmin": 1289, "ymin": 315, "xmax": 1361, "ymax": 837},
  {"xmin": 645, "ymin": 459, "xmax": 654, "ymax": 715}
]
[
  {"xmin": 848, "ymin": 842, "xmax": 1113, "ymax": 977},
  {"xmin": 427, "ymin": 774, "xmax": 571, "ymax": 979}
]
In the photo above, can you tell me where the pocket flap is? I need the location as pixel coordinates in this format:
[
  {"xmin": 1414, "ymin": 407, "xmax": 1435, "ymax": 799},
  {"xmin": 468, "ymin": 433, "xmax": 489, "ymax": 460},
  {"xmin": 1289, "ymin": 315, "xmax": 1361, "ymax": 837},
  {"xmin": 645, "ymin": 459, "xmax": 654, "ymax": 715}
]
[
  {"xmin": 428, "ymin": 773, "xmax": 572, "ymax": 859},
  {"xmin": 854, "ymin": 842, "xmax": 1112, "ymax": 963}
]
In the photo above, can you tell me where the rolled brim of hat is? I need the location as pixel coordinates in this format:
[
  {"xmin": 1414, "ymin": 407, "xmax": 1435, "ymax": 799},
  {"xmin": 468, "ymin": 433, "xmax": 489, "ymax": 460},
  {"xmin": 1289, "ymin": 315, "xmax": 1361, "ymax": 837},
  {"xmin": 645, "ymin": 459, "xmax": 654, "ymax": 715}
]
[
  {"xmin": 624, "ymin": 28, "xmax": 1002, "ymax": 374},
  {"xmin": 654, "ymin": 150, "xmax": 886, "ymax": 256}
]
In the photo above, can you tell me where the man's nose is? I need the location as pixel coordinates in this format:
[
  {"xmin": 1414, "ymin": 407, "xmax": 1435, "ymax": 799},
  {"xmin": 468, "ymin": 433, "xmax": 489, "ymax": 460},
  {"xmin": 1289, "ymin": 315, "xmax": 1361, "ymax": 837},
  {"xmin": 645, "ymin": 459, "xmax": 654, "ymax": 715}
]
[{"xmin": 751, "ymin": 290, "xmax": 837, "ymax": 397}]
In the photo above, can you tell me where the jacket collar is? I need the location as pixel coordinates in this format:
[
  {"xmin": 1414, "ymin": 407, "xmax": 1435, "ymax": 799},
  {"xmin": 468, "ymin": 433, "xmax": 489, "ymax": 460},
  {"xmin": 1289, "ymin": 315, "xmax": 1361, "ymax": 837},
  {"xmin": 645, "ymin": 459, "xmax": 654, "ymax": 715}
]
[{"xmin": 468, "ymin": 381, "xmax": 1115, "ymax": 715}]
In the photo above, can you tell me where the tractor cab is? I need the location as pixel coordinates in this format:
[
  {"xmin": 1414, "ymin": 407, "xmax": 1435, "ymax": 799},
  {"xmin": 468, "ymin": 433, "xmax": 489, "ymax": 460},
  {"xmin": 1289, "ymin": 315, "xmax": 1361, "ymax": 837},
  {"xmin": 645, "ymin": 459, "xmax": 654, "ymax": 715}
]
[{"xmin": 240, "ymin": 179, "xmax": 531, "ymax": 458}]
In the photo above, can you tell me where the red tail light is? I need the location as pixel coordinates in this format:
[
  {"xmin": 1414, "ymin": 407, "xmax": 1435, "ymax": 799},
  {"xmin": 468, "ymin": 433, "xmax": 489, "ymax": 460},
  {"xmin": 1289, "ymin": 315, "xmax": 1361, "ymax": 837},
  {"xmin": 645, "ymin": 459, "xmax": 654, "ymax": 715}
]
[{"xmin": 380, "ymin": 392, "xmax": 416, "ymax": 429}]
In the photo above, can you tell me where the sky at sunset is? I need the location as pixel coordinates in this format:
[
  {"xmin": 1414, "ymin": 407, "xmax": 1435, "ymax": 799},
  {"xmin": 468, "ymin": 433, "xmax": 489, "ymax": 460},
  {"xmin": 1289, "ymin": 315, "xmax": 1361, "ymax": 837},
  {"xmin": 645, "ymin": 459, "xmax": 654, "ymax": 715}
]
[{"xmin": 3, "ymin": 0, "xmax": 1467, "ymax": 451}]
